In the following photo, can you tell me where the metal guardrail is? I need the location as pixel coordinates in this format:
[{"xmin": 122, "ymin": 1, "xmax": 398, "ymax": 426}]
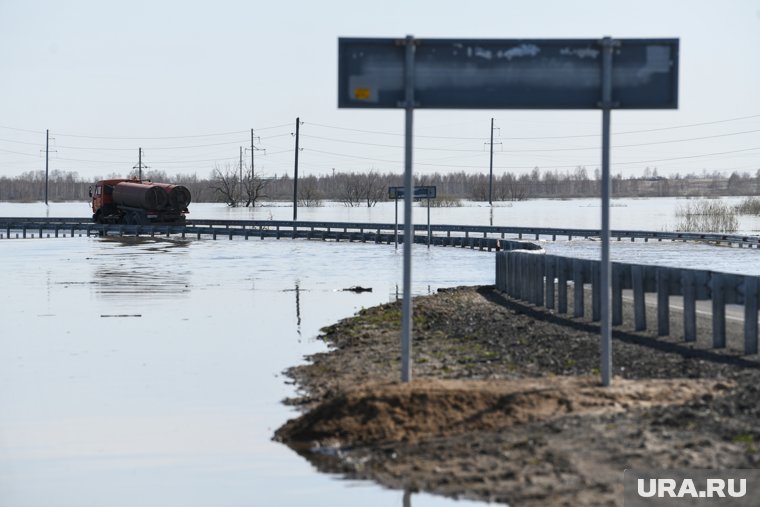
[
  {"xmin": 495, "ymin": 250, "xmax": 760, "ymax": 355},
  {"xmin": 0, "ymin": 219, "xmax": 540, "ymax": 252},
  {"xmin": 2, "ymin": 217, "xmax": 759, "ymax": 247}
]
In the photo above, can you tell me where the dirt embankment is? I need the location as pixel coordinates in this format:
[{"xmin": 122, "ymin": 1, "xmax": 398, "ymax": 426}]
[{"xmin": 275, "ymin": 286, "xmax": 760, "ymax": 506}]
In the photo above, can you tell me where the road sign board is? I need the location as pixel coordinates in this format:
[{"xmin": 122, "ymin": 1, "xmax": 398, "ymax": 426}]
[
  {"xmin": 339, "ymin": 38, "xmax": 678, "ymax": 109},
  {"xmin": 388, "ymin": 186, "xmax": 437, "ymax": 199}
]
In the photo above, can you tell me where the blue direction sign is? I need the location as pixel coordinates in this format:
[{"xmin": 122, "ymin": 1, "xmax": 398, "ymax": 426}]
[
  {"xmin": 339, "ymin": 38, "xmax": 678, "ymax": 110},
  {"xmin": 388, "ymin": 186, "xmax": 437, "ymax": 199}
]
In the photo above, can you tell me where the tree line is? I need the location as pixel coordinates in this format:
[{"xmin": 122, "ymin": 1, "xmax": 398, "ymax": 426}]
[{"xmin": 1, "ymin": 166, "xmax": 759, "ymax": 205}]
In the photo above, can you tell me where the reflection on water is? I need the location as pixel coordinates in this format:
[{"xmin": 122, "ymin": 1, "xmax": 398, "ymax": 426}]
[
  {"xmin": 0, "ymin": 236, "xmax": 496, "ymax": 507},
  {"xmin": 92, "ymin": 237, "xmax": 191, "ymax": 299}
]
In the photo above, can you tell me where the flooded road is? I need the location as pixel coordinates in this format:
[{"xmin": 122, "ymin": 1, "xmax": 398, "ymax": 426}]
[{"xmin": 0, "ymin": 236, "xmax": 491, "ymax": 507}]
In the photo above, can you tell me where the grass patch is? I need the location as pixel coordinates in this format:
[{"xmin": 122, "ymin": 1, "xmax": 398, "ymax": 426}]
[
  {"xmin": 675, "ymin": 199, "xmax": 738, "ymax": 233},
  {"xmin": 734, "ymin": 197, "xmax": 760, "ymax": 215}
]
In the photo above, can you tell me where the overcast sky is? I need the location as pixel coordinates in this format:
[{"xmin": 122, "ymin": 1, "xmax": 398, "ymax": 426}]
[{"xmin": 1, "ymin": 0, "xmax": 759, "ymax": 180}]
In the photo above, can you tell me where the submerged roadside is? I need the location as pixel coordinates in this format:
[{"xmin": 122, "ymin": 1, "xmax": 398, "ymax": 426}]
[{"xmin": 275, "ymin": 286, "xmax": 760, "ymax": 506}]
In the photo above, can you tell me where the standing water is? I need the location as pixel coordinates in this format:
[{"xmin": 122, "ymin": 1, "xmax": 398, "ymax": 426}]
[{"xmin": 0, "ymin": 233, "xmax": 492, "ymax": 507}]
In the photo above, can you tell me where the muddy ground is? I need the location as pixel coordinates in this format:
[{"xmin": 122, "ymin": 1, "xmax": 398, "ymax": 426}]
[{"xmin": 275, "ymin": 286, "xmax": 760, "ymax": 506}]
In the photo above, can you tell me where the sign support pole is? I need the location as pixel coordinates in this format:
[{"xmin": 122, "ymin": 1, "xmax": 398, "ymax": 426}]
[
  {"xmin": 599, "ymin": 36, "xmax": 616, "ymax": 387},
  {"xmin": 401, "ymin": 35, "xmax": 415, "ymax": 383}
]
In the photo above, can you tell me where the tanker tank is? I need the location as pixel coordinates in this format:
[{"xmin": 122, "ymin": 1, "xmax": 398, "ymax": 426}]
[
  {"xmin": 153, "ymin": 183, "xmax": 192, "ymax": 211},
  {"xmin": 112, "ymin": 182, "xmax": 169, "ymax": 210}
]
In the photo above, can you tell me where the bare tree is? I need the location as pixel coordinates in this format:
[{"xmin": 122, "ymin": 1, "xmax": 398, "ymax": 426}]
[
  {"xmin": 335, "ymin": 172, "xmax": 364, "ymax": 207},
  {"xmin": 297, "ymin": 175, "xmax": 322, "ymax": 207},
  {"xmin": 241, "ymin": 164, "xmax": 268, "ymax": 207},
  {"xmin": 360, "ymin": 170, "xmax": 386, "ymax": 207},
  {"xmin": 209, "ymin": 164, "xmax": 240, "ymax": 207}
]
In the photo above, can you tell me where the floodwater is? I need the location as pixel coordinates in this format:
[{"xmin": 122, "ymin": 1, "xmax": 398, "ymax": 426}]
[
  {"xmin": 1, "ymin": 198, "xmax": 759, "ymax": 506},
  {"xmin": 0, "ymin": 235, "xmax": 492, "ymax": 507}
]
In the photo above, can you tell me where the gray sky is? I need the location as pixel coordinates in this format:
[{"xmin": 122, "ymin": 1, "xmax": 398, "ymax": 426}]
[{"xmin": 1, "ymin": 0, "xmax": 759, "ymax": 180}]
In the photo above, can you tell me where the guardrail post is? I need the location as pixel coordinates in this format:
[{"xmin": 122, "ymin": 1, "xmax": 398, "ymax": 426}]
[
  {"xmin": 573, "ymin": 259, "xmax": 584, "ymax": 318},
  {"xmin": 545, "ymin": 256, "xmax": 555, "ymax": 310},
  {"xmin": 495, "ymin": 252, "xmax": 502, "ymax": 291},
  {"xmin": 711, "ymin": 273, "xmax": 726, "ymax": 348},
  {"xmin": 558, "ymin": 257, "xmax": 568, "ymax": 314},
  {"xmin": 516, "ymin": 254, "xmax": 525, "ymax": 300},
  {"xmin": 612, "ymin": 264, "xmax": 623, "ymax": 326},
  {"xmin": 632, "ymin": 265, "xmax": 646, "ymax": 331},
  {"xmin": 682, "ymin": 270, "xmax": 697, "ymax": 342},
  {"xmin": 535, "ymin": 254, "xmax": 544, "ymax": 307},
  {"xmin": 656, "ymin": 268, "xmax": 670, "ymax": 336},
  {"xmin": 592, "ymin": 262, "xmax": 600, "ymax": 321},
  {"xmin": 501, "ymin": 252, "xmax": 507, "ymax": 292},
  {"xmin": 744, "ymin": 277, "xmax": 759, "ymax": 355}
]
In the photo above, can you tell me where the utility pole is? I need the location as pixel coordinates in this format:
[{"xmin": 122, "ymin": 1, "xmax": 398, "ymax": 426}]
[
  {"xmin": 245, "ymin": 129, "xmax": 263, "ymax": 206},
  {"xmin": 132, "ymin": 148, "xmax": 148, "ymax": 180},
  {"xmin": 250, "ymin": 128, "xmax": 255, "ymax": 180},
  {"xmin": 488, "ymin": 118, "xmax": 494, "ymax": 205},
  {"xmin": 240, "ymin": 146, "xmax": 244, "ymax": 204},
  {"xmin": 45, "ymin": 129, "xmax": 49, "ymax": 205},
  {"xmin": 293, "ymin": 117, "xmax": 300, "ymax": 221},
  {"xmin": 484, "ymin": 118, "xmax": 501, "ymax": 205}
]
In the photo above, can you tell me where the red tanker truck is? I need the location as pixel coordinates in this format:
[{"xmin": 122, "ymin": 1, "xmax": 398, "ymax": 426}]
[{"xmin": 90, "ymin": 179, "xmax": 191, "ymax": 225}]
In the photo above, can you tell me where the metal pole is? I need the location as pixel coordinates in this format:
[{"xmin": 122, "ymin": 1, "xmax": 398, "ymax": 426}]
[
  {"xmin": 395, "ymin": 195, "xmax": 399, "ymax": 251},
  {"xmin": 251, "ymin": 129, "xmax": 261, "ymax": 185},
  {"xmin": 293, "ymin": 117, "xmax": 300, "ymax": 221},
  {"xmin": 600, "ymin": 37, "xmax": 615, "ymax": 387},
  {"xmin": 239, "ymin": 146, "xmax": 243, "ymax": 204},
  {"xmin": 488, "ymin": 117, "xmax": 494, "ymax": 205},
  {"xmin": 401, "ymin": 35, "xmax": 415, "ymax": 383},
  {"xmin": 45, "ymin": 129, "xmax": 49, "ymax": 205},
  {"xmin": 138, "ymin": 148, "xmax": 142, "ymax": 181}
]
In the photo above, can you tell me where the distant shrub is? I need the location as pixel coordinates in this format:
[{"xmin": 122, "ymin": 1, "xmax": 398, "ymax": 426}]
[
  {"xmin": 417, "ymin": 194, "xmax": 462, "ymax": 207},
  {"xmin": 675, "ymin": 199, "xmax": 738, "ymax": 233},
  {"xmin": 734, "ymin": 197, "xmax": 760, "ymax": 215}
]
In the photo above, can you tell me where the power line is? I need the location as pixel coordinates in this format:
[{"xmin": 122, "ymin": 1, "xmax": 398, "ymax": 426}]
[
  {"xmin": 307, "ymin": 113, "xmax": 760, "ymax": 141},
  {"xmin": 304, "ymin": 145, "xmax": 760, "ymax": 170},
  {"xmin": 50, "ymin": 122, "xmax": 292, "ymax": 140},
  {"xmin": 299, "ymin": 127, "xmax": 760, "ymax": 153},
  {"xmin": 0, "ymin": 125, "xmax": 46, "ymax": 134}
]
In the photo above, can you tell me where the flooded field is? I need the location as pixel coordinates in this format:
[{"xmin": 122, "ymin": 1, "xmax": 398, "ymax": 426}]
[
  {"xmin": 0, "ymin": 236, "xmax": 491, "ymax": 507},
  {"xmin": 3, "ymin": 196, "xmax": 760, "ymax": 233}
]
